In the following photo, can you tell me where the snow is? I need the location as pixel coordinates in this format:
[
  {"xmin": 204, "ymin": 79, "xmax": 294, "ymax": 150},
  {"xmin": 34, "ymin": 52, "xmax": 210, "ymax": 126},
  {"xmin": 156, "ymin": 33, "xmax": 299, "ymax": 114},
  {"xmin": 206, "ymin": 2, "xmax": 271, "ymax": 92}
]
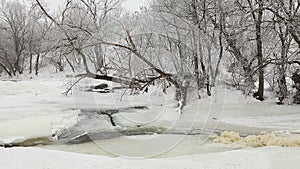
[
  {"xmin": 1, "ymin": 146, "xmax": 300, "ymax": 169},
  {"xmin": 0, "ymin": 76, "xmax": 300, "ymax": 168},
  {"xmin": 0, "ymin": 79, "xmax": 78, "ymax": 144}
]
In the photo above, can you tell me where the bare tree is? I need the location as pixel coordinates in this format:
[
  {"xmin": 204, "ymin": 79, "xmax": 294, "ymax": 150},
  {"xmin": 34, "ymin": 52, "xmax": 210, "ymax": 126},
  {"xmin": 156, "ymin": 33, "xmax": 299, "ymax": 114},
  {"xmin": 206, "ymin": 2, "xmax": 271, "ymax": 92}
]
[
  {"xmin": 1, "ymin": 0, "xmax": 296, "ymax": 106},
  {"xmin": 0, "ymin": 1, "xmax": 29, "ymax": 75}
]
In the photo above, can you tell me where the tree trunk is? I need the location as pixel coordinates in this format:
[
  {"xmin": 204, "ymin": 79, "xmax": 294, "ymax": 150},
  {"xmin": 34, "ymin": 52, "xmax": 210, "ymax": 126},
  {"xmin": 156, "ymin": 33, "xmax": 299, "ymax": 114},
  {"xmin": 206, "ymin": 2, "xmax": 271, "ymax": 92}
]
[
  {"xmin": 94, "ymin": 44, "xmax": 105, "ymax": 73},
  {"xmin": 213, "ymin": 22, "xmax": 224, "ymax": 86},
  {"xmin": 29, "ymin": 53, "xmax": 33, "ymax": 74},
  {"xmin": 192, "ymin": 29, "xmax": 201, "ymax": 99},
  {"xmin": 193, "ymin": 53, "xmax": 201, "ymax": 98},
  {"xmin": 277, "ymin": 24, "xmax": 289, "ymax": 104},
  {"xmin": 65, "ymin": 56, "xmax": 75, "ymax": 73},
  {"xmin": 35, "ymin": 53, "xmax": 40, "ymax": 76},
  {"xmin": 207, "ymin": 45, "xmax": 213, "ymax": 96},
  {"xmin": 256, "ymin": 0, "xmax": 264, "ymax": 101},
  {"xmin": 198, "ymin": 41, "xmax": 211, "ymax": 96},
  {"xmin": 0, "ymin": 63, "xmax": 12, "ymax": 77},
  {"xmin": 277, "ymin": 71, "xmax": 287, "ymax": 104},
  {"xmin": 292, "ymin": 70, "xmax": 300, "ymax": 104}
]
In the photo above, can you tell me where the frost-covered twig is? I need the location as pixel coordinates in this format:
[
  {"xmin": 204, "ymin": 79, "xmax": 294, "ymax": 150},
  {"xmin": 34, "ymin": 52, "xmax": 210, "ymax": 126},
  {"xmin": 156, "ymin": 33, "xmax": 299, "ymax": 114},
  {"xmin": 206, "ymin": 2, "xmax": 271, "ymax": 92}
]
[{"xmin": 63, "ymin": 76, "xmax": 86, "ymax": 95}]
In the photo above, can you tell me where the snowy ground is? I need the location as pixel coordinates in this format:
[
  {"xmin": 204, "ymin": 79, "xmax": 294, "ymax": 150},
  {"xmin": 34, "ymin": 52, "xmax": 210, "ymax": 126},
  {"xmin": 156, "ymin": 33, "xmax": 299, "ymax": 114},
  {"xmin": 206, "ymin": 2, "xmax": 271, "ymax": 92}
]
[
  {"xmin": 1, "ymin": 147, "xmax": 300, "ymax": 169},
  {"xmin": 0, "ymin": 76, "xmax": 300, "ymax": 168}
]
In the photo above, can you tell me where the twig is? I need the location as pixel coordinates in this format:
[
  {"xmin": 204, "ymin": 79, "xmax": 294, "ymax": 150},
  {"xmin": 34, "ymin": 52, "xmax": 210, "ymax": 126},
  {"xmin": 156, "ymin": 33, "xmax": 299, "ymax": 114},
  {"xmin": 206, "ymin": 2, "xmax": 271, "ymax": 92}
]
[
  {"xmin": 119, "ymin": 88, "xmax": 128, "ymax": 101},
  {"xmin": 63, "ymin": 76, "xmax": 86, "ymax": 95}
]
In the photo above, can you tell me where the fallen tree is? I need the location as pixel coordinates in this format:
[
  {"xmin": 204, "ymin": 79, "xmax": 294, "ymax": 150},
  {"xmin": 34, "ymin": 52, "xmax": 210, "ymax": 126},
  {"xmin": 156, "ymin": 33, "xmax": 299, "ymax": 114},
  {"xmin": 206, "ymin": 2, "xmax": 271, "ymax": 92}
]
[{"xmin": 35, "ymin": 0, "xmax": 194, "ymax": 110}]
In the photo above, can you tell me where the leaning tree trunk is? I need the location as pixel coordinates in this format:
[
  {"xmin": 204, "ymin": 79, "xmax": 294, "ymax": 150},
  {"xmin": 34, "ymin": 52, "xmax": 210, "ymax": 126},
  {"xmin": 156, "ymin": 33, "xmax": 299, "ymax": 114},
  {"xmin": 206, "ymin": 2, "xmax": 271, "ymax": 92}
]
[{"xmin": 0, "ymin": 63, "xmax": 12, "ymax": 77}]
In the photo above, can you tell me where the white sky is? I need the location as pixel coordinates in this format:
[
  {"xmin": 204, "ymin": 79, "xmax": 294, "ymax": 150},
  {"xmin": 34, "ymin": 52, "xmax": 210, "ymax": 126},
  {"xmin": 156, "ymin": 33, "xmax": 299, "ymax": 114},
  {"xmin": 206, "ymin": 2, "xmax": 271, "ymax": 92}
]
[
  {"xmin": 122, "ymin": 0, "xmax": 147, "ymax": 12},
  {"xmin": 46, "ymin": 0, "xmax": 147, "ymax": 12}
]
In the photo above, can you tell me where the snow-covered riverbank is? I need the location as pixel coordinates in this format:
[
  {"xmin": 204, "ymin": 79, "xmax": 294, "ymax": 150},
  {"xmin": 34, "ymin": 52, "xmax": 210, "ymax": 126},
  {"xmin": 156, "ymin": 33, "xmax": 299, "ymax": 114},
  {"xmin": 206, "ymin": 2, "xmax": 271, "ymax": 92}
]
[{"xmin": 1, "ymin": 146, "xmax": 300, "ymax": 169}]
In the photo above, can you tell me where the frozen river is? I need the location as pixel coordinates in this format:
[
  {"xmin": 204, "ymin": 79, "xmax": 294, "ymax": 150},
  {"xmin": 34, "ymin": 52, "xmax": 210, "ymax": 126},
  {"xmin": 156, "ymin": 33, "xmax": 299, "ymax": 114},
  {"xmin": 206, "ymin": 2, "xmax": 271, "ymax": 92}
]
[
  {"xmin": 42, "ymin": 134, "xmax": 237, "ymax": 158},
  {"xmin": 0, "ymin": 79, "xmax": 300, "ymax": 163}
]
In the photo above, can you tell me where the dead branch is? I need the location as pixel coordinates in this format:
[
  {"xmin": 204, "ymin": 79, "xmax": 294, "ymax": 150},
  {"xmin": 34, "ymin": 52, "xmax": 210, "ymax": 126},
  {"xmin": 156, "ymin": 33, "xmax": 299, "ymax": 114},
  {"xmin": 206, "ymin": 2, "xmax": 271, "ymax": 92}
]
[{"xmin": 63, "ymin": 76, "xmax": 86, "ymax": 95}]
